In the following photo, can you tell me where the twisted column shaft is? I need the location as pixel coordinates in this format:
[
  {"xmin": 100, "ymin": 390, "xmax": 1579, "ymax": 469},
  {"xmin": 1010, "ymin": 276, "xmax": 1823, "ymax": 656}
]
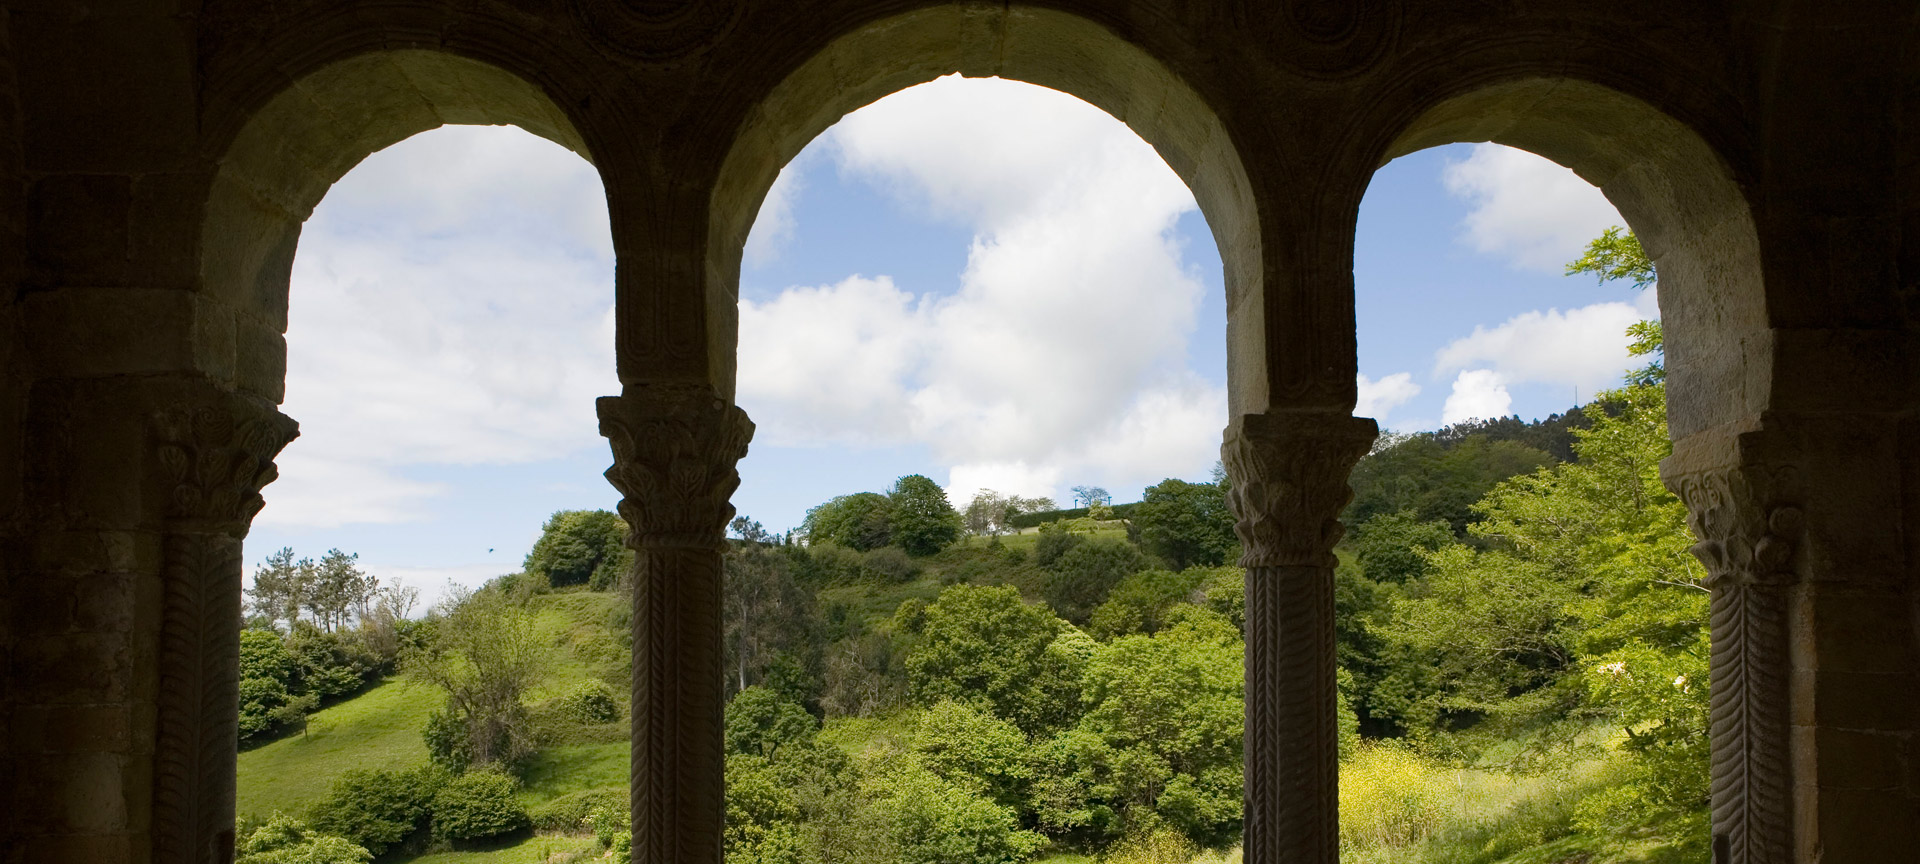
[
  {"xmin": 598, "ymin": 386, "xmax": 752, "ymax": 864},
  {"xmin": 1222, "ymin": 412, "xmax": 1374, "ymax": 864}
]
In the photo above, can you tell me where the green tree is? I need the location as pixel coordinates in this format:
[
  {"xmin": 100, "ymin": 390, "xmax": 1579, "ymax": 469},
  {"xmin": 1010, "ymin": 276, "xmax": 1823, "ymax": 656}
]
[
  {"xmin": 1087, "ymin": 568, "xmax": 1208, "ymax": 639},
  {"xmin": 1077, "ymin": 606, "xmax": 1244, "ymax": 846},
  {"xmin": 803, "ymin": 492, "xmax": 895, "ymax": 551},
  {"xmin": 906, "ymin": 585, "xmax": 1082, "ymax": 734},
  {"xmin": 726, "ymin": 686, "xmax": 820, "ymax": 760},
  {"xmin": 238, "ymin": 628, "xmax": 296, "ymax": 741},
  {"xmin": 247, "ymin": 547, "xmax": 314, "ymax": 627},
  {"xmin": 725, "ymin": 540, "xmax": 818, "ymax": 696},
  {"xmin": 431, "ymin": 770, "xmax": 531, "ymax": 842},
  {"xmin": 406, "ymin": 588, "xmax": 548, "ymax": 770},
  {"xmin": 911, "ymin": 699, "xmax": 1033, "ymax": 810},
  {"xmin": 523, "ymin": 509, "xmax": 631, "ymax": 589},
  {"xmin": 890, "ymin": 474, "xmax": 964, "ymax": 556},
  {"xmin": 309, "ymin": 766, "xmax": 447, "ymax": 855},
  {"xmin": 1131, "ymin": 478, "xmax": 1236, "ymax": 571},
  {"xmin": 1041, "ymin": 539, "xmax": 1148, "ymax": 624},
  {"xmin": 1568, "ymin": 225, "xmax": 1662, "ymax": 385}
]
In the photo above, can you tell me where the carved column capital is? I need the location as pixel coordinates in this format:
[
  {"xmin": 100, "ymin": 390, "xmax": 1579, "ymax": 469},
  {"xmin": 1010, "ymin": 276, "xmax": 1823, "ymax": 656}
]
[
  {"xmin": 597, "ymin": 384, "xmax": 754, "ymax": 550},
  {"xmin": 1221, "ymin": 412, "xmax": 1377, "ymax": 569},
  {"xmin": 1666, "ymin": 462, "xmax": 1804, "ymax": 588},
  {"xmin": 151, "ymin": 399, "xmax": 299, "ymax": 537}
]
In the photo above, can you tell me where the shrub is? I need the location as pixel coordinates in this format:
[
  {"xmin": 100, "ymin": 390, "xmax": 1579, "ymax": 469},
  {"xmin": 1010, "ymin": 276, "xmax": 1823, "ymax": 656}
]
[
  {"xmin": 1032, "ymin": 522, "xmax": 1084, "ymax": 568},
  {"xmin": 725, "ymin": 686, "xmax": 819, "ymax": 759},
  {"xmin": 431, "ymin": 770, "xmax": 531, "ymax": 842},
  {"xmin": 308, "ymin": 765, "xmax": 446, "ymax": 855},
  {"xmin": 549, "ymin": 680, "xmax": 622, "ymax": 724},
  {"xmin": 862, "ymin": 546, "xmax": 921, "ymax": 582},
  {"xmin": 1042, "ymin": 539, "xmax": 1148, "ymax": 624},
  {"xmin": 422, "ymin": 707, "xmax": 474, "ymax": 773},
  {"xmin": 531, "ymin": 786, "xmax": 627, "ymax": 832},
  {"xmin": 236, "ymin": 811, "xmax": 372, "ymax": 864}
]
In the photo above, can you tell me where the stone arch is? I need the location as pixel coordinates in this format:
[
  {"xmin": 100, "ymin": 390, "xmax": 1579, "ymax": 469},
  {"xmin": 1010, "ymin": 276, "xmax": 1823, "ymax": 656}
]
[
  {"xmin": 1374, "ymin": 78, "xmax": 1795, "ymax": 863},
  {"xmin": 199, "ymin": 49, "xmax": 595, "ymax": 403},
  {"xmin": 705, "ymin": 4, "xmax": 1262, "ymax": 409},
  {"xmin": 1377, "ymin": 77, "xmax": 1768, "ymax": 443}
]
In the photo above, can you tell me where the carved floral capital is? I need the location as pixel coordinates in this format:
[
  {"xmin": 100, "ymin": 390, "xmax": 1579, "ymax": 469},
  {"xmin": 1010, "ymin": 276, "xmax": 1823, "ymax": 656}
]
[
  {"xmin": 1668, "ymin": 463, "xmax": 1804, "ymax": 588},
  {"xmin": 1221, "ymin": 412, "xmax": 1377, "ymax": 568},
  {"xmin": 598, "ymin": 385, "xmax": 754, "ymax": 549},
  {"xmin": 151, "ymin": 402, "xmax": 299, "ymax": 536}
]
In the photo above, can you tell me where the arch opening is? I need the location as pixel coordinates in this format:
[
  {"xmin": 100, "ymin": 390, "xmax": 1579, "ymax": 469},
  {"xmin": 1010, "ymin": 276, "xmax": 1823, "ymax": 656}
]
[
  {"xmin": 1380, "ymin": 78, "xmax": 1769, "ymax": 444},
  {"xmin": 709, "ymin": 5, "xmax": 1263, "ymax": 413},
  {"xmin": 201, "ymin": 49, "xmax": 594, "ymax": 404}
]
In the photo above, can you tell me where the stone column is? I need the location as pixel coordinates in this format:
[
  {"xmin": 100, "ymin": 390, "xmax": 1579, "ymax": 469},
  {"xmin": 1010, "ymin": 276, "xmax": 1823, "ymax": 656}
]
[
  {"xmin": 1665, "ymin": 419, "xmax": 1920, "ymax": 864},
  {"xmin": 597, "ymin": 385, "xmax": 752, "ymax": 864},
  {"xmin": 149, "ymin": 399, "xmax": 298, "ymax": 864},
  {"xmin": 1666, "ymin": 458, "xmax": 1801, "ymax": 864},
  {"xmin": 1222, "ymin": 411, "xmax": 1376, "ymax": 864}
]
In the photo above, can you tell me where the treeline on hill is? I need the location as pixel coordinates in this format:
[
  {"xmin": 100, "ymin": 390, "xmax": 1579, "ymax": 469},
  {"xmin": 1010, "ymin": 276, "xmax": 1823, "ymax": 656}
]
[{"xmin": 241, "ymin": 230, "xmax": 1707, "ymax": 863}]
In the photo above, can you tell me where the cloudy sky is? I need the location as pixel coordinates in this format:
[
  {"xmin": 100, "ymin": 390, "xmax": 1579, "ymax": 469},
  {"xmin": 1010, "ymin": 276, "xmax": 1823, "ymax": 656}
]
[{"xmin": 245, "ymin": 75, "xmax": 1651, "ymax": 597}]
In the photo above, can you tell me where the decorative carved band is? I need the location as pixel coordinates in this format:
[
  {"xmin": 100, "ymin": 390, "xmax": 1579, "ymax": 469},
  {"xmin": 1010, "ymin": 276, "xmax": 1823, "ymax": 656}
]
[
  {"xmin": 1670, "ymin": 464, "xmax": 1802, "ymax": 864},
  {"xmin": 598, "ymin": 386, "xmax": 754, "ymax": 550},
  {"xmin": 150, "ymin": 399, "xmax": 296, "ymax": 864},
  {"xmin": 153, "ymin": 404, "xmax": 300, "ymax": 537},
  {"xmin": 1221, "ymin": 412, "xmax": 1377, "ymax": 568},
  {"xmin": 568, "ymin": 0, "xmax": 745, "ymax": 65}
]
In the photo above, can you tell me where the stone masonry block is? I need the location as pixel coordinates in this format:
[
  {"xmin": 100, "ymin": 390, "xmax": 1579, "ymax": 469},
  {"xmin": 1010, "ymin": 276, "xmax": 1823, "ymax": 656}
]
[{"xmin": 26, "ymin": 174, "xmax": 131, "ymax": 288}]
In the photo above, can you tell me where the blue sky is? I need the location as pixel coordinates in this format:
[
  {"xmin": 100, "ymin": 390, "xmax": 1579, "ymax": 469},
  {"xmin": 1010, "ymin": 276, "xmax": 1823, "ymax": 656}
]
[{"xmin": 245, "ymin": 76, "xmax": 1651, "ymax": 600}]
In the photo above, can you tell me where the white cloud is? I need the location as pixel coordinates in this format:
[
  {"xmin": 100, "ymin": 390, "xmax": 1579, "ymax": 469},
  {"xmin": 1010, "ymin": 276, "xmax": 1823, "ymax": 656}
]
[
  {"xmin": 1355, "ymin": 372, "xmax": 1420, "ymax": 424},
  {"xmin": 740, "ymin": 76, "xmax": 1223, "ymax": 502},
  {"xmin": 262, "ymin": 125, "xmax": 618, "ymax": 529},
  {"xmin": 1442, "ymin": 369, "xmax": 1513, "ymax": 425},
  {"xmin": 1432, "ymin": 301, "xmax": 1646, "ymax": 395},
  {"xmin": 744, "ymin": 161, "xmax": 804, "ymax": 266},
  {"xmin": 1442, "ymin": 144, "xmax": 1623, "ymax": 272}
]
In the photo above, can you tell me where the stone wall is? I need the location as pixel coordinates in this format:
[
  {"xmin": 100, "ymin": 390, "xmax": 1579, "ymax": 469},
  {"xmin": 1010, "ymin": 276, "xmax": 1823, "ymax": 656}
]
[{"xmin": 0, "ymin": 1, "xmax": 1915, "ymax": 862}]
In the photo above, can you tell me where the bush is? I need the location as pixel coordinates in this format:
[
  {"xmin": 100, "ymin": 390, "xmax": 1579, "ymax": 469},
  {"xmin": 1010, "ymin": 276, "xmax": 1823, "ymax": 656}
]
[
  {"xmin": 1041, "ymin": 539, "xmax": 1148, "ymax": 624},
  {"xmin": 862, "ymin": 546, "xmax": 922, "ymax": 582},
  {"xmin": 549, "ymin": 680, "xmax": 622, "ymax": 724},
  {"xmin": 1032, "ymin": 522, "xmax": 1084, "ymax": 568},
  {"xmin": 236, "ymin": 812, "xmax": 373, "ymax": 864},
  {"xmin": 308, "ymin": 766, "xmax": 446, "ymax": 855},
  {"xmin": 431, "ymin": 770, "xmax": 531, "ymax": 842},
  {"xmin": 530, "ymin": 786, "xmax": 627, "ymax": 832},
  {"xmin": 422, "ymin": 707, "xmax": 475, "ymax": 773}
]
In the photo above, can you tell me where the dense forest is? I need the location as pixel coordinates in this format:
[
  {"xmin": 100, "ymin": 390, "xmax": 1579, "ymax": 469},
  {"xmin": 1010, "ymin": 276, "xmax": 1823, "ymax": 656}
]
[{"xmin": 231, "ymin": 231, "xmax": 1704, "ymax": 864}]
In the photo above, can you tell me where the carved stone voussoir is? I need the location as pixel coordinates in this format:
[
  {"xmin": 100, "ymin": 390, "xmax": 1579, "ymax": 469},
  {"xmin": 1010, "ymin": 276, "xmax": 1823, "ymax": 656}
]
[
  {"xmin": 152, "ymin": 401, "xmax": 299, "ymax": 536},
  {"xmin": 1222, "ymin": 412, "xmax": 1377, "ymax": 568},
  {"xmin": 1668, "ymin": 463, "xmax": 1804, "ymax": 588},
  {"xmin": 598, "ymin": 387, "xmax": 754, "ymax": 549}
]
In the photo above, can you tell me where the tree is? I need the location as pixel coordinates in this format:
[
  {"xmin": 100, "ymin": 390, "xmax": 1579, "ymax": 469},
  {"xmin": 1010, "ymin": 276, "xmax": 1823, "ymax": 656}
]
[
  {"xmin": 238, "ymin": 628, "xmax": 296, "ymax": 741},
  {"xmin": 248, "ymin": 547, "xmax": 314, "ymax": 627},
  {"xmin": 888, "ymin": 474, "xmax": 963, "ymax": 556},
  {"xmin": 1569, "ymin": 225, "xmax": 1663, "ymax": 385},
  {"xmin": 305, "ymin": 549, "xmax": 374, "ymax": 632},
  {"xmin": 803, "ymin": 492, "xmax": 895, "ymax": 551},
  {"xmin": 725, "ymin": 541, "xmax": 818, "ymax": 697},
  {"xmin": 523, "ymin": 509, "xmax": 630, "ymax": 589},
  {"xmin": 725, "ymin": 686, "xmax": 820, "ymax": 760},
  {"xmin": 1070, "ymin": 485, "xmax": 1110, "ymax": 508},
  {"xmin": 406, "ymin": 588, "xmax": 549, "ymax": 770},
  {"xmin": 905, "ymin": 585, "xmax": 1082, "ymax": 734},
  {"xmin": 961, "ymin": 490, "xmax": 1050, "ymax": 537},
  {"xmin": 1075, "ymin": 607, "xmax": 1245, "ymax": 846},
  {"xmin": 1131, "ymin": 477, "xmax": 1236, "ymax": 571},
  {"xmin": 1040, "ymin": 539, "xmax": 1148, "ymax": 624}
]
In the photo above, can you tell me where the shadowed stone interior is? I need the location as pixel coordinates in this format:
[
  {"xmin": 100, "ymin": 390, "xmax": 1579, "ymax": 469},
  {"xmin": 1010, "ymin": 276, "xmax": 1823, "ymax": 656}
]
[{"xmin": 1, "ymin": 2, "xmax": 1916, "ymax": 863}]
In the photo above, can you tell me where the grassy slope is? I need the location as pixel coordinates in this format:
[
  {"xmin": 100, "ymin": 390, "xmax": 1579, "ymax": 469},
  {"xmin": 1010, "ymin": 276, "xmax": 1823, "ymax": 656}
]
[
  {"xmin": 238, "ymin": 589, "xmax": 634, "ymax": 862},
  {"xmin": 237, "ymin": 678, "xmax": 436, "ymax": 818}
]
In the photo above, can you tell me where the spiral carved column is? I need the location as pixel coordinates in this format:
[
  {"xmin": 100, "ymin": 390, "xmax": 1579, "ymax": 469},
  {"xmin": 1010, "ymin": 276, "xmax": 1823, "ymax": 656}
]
[
  {"xmin": 598, "ymin": 385, "xmax": 753, "ymax": 864},
  {"xmin": 1222, "ymin": 412, "xmax": 1376, "ymax": 864},
  {"xmin": 149, "ymin": 398, "xmax": 298, "ymax": 864}
]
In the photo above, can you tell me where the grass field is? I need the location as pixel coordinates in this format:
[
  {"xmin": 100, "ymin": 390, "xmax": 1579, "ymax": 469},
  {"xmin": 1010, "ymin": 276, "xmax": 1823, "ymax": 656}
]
[
  {"xmin": 237, "ymin": 677, "xmax": 436, "ymax": 818},
  {"xmin": 406, "ymin": 834, "xmax": 603, "ymax": 864}
]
